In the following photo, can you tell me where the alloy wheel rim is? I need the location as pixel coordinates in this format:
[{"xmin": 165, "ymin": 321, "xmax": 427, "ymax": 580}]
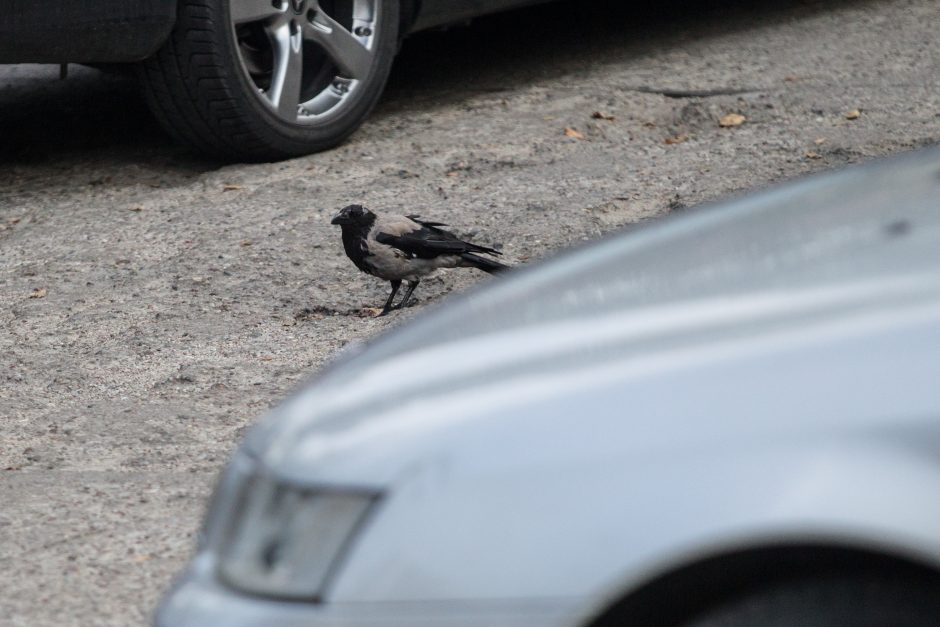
[{"xmin": 229, "ymin": 0, "xmax": 379, "ymax": 125}]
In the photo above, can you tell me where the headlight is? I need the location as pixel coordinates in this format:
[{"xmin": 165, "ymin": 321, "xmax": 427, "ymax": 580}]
[{"xmin": 216, "ymin": 469, "xmax": 379, "ymax": 600}]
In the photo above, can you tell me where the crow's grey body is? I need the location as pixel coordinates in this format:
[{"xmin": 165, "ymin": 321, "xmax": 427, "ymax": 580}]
[
  {"xmin": 362, "ymin": 214, "xmax": 467, "ymax": 281},
  {"xmin": 331, "ymin": 205, "xmax": 508, "ymax": 314}
]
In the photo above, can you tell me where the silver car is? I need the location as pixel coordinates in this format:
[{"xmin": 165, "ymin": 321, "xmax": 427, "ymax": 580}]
[{"xmin": 157, "ymin": 150, "xmax": 940, "ymax": 626}]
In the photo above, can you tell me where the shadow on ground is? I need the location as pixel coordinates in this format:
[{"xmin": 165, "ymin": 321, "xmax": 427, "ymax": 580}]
[
  {"xmin": 380, "ymin": 0, "xmax": 865, "ymax": 112},
  {"xmin": 0, "ymin": 65, "xmax": 207, "ymax": 169},
  {"xmin": 0, "ymin": 0, "xmax": 865, "ymax": 175}
]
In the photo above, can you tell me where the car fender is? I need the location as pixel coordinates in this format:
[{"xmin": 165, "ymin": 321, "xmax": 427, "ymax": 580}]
[{"xmin": 329, "ymin": 436, "xmax": 940, "ymax": 605}]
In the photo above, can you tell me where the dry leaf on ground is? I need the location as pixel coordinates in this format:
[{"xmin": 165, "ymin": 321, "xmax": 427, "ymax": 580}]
[
  {"xmin": 845, "ymin": 109, "xmax": 861, "ymax": 120},
  {"xmin": 591, "ymin": 111, "xmax": 615, "ymax": 121},
  {"xmin": 222, "ymin": 184, "xmax": 243, "ymax": 191},
  {"xmin": 564, "ymin": 127, "xmax": 585, "ymax": 139},
  {"xmin": 718, "ymin": 113, "xmax": 746, "ymax": 127},
  {"xmin": 805, "ymin": 151, "xmax": 822, "ymax": 160},
  {"xmin": 28, "ymin": 288, "xmax": 47, "ymax": 299},
  {"xmin": 664, "ymin": 134, "xmax": 689, "ymax": 145}
]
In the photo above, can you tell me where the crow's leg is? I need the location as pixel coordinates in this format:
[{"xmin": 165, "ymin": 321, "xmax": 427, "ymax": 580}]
[
  {"xmin": 379, "ymin": 280, "xmax": 402, "ymax": 316},
  {"xmin": 397, "ymin": 280, "xmax": 420, "ymax": 309}
]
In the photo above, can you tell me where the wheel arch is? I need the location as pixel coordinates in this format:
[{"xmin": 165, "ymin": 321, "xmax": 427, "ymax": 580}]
[
  {"xmin": 398, "ymin": 0, "xmax": 421, "ymax": 36},
  {"xmin": 585, "ymin": 541, "xmax": 940, "ymax": 627}
]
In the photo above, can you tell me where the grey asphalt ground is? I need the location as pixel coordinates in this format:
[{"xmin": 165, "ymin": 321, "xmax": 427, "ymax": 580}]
[{"xmin": 1, "ymin": 0, "xmax": 938, "ymax": 624}]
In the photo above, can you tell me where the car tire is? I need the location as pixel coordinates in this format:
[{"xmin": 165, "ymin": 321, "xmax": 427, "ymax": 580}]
[
  {"xmin": 138, "ymin": 0, "xmax": 399, "ymax": 161},
  {"xmin": 683, "ymin": 572, "xmax": 940, "ymax": 627}
]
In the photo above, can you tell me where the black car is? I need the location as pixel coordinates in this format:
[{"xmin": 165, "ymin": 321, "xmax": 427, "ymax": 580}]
[{"xmin": 0, "ymin": 0, "xmax": 546, "ymax": 160}]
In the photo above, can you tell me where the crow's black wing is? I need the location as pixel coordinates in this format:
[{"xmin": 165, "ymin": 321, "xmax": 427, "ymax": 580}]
[
  {"xmin": 406, "ymin": 215, "xmax": 450, "ymax": 229},
  {"xmin": 375, "ymin": 215, "xmax": 502, "ymax": 259},
  {"xmin": 376, "ymin": 229, "xmax": 474, "ymax": 259}
]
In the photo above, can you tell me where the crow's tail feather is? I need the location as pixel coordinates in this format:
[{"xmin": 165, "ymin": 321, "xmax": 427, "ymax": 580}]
[{"xmin": 461, "ymin": 253, "xmax": 510, "ymax": 274}]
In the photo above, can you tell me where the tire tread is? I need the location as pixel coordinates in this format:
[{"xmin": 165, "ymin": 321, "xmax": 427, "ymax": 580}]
[{"xmin": 138, "ymin": 0, "xmax": 398, "ymax": 161}]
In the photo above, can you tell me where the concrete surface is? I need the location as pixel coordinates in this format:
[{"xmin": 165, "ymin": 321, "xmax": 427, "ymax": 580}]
[{"xmin": 1, "ymin": 0, "xmax": 938, "ymax": 623}]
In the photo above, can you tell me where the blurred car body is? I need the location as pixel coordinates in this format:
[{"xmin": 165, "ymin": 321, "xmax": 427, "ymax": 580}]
[{"xmin": 158, "ymin": 149, "xmax": 940, "ymax": 625}]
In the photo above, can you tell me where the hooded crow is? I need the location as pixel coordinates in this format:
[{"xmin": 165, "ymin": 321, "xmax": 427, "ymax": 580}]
[{"xmin": 331, "ymin": 205, "xmax": 509, "ymax": 315}]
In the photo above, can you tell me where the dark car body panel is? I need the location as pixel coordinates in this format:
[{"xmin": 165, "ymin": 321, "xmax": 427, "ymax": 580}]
[
  {"xmin": 410, "ymin": 0, "xmax": 552, "ymax": 31},
  {"xmin": 0, "ymin": 0, "xmax": 544, "ymax": 64},
  {"xmin": 0, "ymin": 0, "xmax": 177, "ymax": 63}
]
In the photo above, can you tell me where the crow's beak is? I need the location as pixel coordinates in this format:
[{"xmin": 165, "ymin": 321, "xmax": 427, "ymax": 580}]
[{"xmin": 331, "ymin": 212, "xmax": 350, "ymax": 225}]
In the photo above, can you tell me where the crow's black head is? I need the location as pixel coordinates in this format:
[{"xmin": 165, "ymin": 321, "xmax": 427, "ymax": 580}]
[{"xmin": 331, "ymin": 204, "xmax": 374, "ymax": 226}]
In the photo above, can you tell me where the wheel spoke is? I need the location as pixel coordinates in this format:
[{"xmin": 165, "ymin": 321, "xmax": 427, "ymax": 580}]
[
  {"xmin": 231, "ymin": 0, "xmax": 379, "ymax": 124},
  {"xmin": 301, "ymin": 78, "xmax": 350, "ymax": 115},
  {"xmin": 303, "ymin": 9, "xmax": 373, "ymax": 79},
  {"xmin": 269, "ymin": 23, "xmax": 304, "ymax": 120},
  {"xmin": 230, "ymin": 0, "xmax": 285, "ymax": 24}
]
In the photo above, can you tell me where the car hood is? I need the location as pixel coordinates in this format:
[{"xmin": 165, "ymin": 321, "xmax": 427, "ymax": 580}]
[{"xmin": 245, "ymin": 149, "xmax": 940, "ymax": 486}]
